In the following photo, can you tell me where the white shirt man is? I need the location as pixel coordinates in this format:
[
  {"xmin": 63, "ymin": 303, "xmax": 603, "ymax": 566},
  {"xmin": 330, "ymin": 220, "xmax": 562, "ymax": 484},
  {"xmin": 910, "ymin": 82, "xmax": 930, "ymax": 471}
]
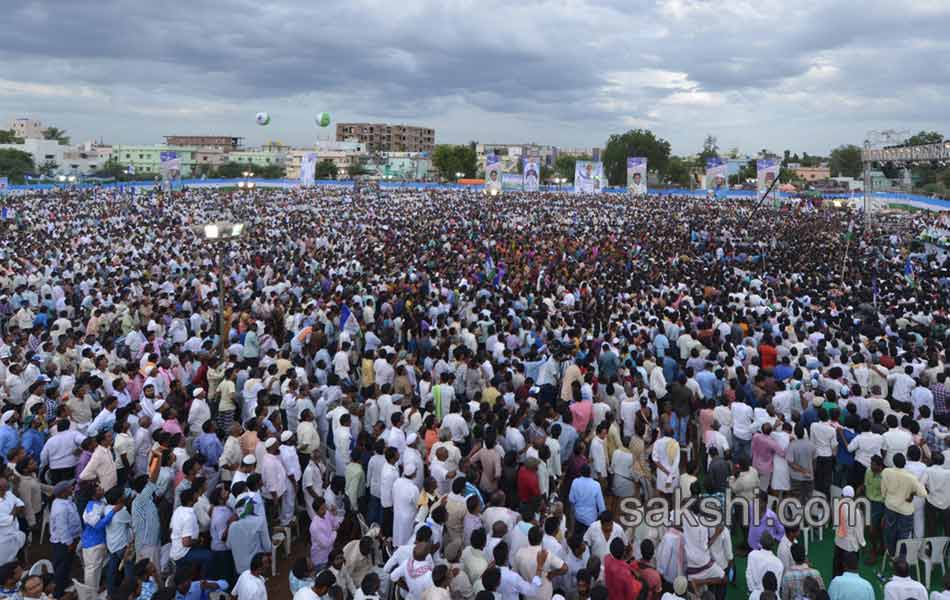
[
  {"xmin": 590, "ymin": 435, "xmax": 608, "ymax": 480},
  {"xmin": 234, "ymin": 566, "xmax": 268, "ymax": 600},
  {"xmin": 187, "ymin": 392, "xmax": 211, "ymax": 438},
  {"xmin": 731, "ymin": 401, "xmax": 754, "ymax": 442},
  {"xmin": 169, "ymin": 504, "xmax": 199, "ymax": 562},
  {"xmin": 882, "ymin": 427, "xmax": 913, "ymax": 468},
  {"xmin": 442, "ymin": 412, "xmax": 469, "ymax": 443},
  {"xmin": 389, "ymin": 553, "xmax": 433, "ymax": 600},
  {"xmin": 651, "ymin": 434, "xmax": 680, "ymax": 494},
  {"xmin": 683, "ymin": 519, "xmax": 725, "ymax": 580},
  {"xmin": 620, "ymin": 397, "xmax": 639, "ymax": 439},
  {"xmin": 333, "ymin": 349, "xmax": 350, "ymax": 380},
  {"xmin": 392, "ymin": 469, "xmax": 421, "ymax": 547},
  {"xmin": 746, "ymin": 547, "xmax": 783, "ymax": 593},
  {"xmin": 883, "ymin": 574, "xmax": 928, "ymax": 600},
  {"xmin": 926, "ymin": 461, "xmax": 950, "ymax": 516},
  {"xmin": 496, "ymin": 566, "xmax": 542, "ymax": 600},
  {"xmin": 513, "ymin": 544, "xmax": 564, "ymax": 600},
  {"xmin": 847, "ymin": 430, "xmax": 884, "ymax": 468},
  {"xmin": 810, "ymin": 420, "xmax": 837, "ymax": 458},
  {"xmin": 380, "ymin": 461, "xmax": 399, "ymax": 511},
  {"xmin": 888, "ymin": 370, "xmax": 916, "ymax": 404},
  {"xmin": 582, "ymin": 520, "xmax": 627, "ymax": 562}
]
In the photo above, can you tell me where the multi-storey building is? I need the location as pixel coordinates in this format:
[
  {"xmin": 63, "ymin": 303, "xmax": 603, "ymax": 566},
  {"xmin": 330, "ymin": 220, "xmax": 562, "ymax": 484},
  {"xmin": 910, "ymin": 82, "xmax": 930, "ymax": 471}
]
[{"xmin": 335, "ymin": 123, "xmax": 434, "ymax": 153}]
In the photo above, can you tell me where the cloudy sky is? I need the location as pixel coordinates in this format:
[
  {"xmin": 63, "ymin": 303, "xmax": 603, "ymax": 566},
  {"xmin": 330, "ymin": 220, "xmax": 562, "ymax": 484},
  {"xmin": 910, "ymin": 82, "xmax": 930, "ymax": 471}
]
[{"xmin": 2, "ymin": 0, "xmax": 948, "ymax": 156}]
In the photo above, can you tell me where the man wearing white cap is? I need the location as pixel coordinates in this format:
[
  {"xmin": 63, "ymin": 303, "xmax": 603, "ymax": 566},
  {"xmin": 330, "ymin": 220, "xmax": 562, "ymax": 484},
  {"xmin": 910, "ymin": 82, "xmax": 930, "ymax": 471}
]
[
  {"xmin": 661, "ymin": 576, "xmax": 689, "ymax": 600},
  {"xmin": 278, "ymin": 431, "xmax": 301, "ymax": 526},
  {"xmin": 260, "ymin": 437, "xmax": 288, "ymax": 525},
  {"xmin": 232, "ymin": 454, "xmax": 257, "ymax": 489},
  {"xmin": 833, "ymin": 485, "xmax": 865, "ymax": 577},
  {"xmin": 403, "ymin": 433, "xmax": 425, "ymax": 489},
  {"xmin": 187, "ymin": 388, "xmax": 211, "ymax": 443},
  {"xmin": 392, "ymin": 462, "xmax": 421, "ymax": 547}
]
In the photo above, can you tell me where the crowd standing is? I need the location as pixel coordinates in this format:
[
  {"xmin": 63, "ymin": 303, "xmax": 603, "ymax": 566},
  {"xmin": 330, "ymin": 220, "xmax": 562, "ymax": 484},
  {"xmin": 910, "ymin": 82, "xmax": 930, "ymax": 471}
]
[{"xmin": 0, "ymin": 185, "xmax": 948, "ymax": 600}]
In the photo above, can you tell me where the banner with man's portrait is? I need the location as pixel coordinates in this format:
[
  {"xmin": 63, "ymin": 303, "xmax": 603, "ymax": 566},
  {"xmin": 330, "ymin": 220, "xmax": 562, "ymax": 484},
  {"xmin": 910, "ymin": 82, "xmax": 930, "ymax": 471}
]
[
  {"xmin": 704, "ymin": 157, "xmax": 727, "ymax": 192},
  {"xmin": 485, "ymin": 154, "xmax": 502, "ymax": 195},
  {"xmin": 574, "ymin": 161, "xmax": 604, "ymax": 194},
  {"xmin": 523, "ymin": 159, "xmax": 540, "ymax": 192},
  {"xmin": 627, "ymin": 157, "xmax": 647, "ymax": 195}
]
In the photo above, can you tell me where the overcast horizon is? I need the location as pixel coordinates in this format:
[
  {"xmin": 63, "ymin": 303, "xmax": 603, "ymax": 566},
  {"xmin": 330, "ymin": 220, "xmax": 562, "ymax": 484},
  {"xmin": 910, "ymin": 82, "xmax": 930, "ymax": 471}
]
[{"xmin": 2, "ymin": 1, "xmax": 948, "ymax": 156}]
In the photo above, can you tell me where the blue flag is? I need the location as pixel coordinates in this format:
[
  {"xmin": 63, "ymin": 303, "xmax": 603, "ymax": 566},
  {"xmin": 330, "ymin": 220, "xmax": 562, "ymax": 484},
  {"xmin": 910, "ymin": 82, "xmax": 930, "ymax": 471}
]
[{"xmin": 340, "ymin": 304, "xmax": 361, "ymax": 336}]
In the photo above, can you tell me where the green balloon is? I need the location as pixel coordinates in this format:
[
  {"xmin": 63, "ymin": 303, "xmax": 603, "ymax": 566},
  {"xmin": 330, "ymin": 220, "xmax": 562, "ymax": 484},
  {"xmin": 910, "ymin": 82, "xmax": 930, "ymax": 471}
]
[{"xmin": 316, "ymin": 112, "xmax": 331, "ymax": 127}]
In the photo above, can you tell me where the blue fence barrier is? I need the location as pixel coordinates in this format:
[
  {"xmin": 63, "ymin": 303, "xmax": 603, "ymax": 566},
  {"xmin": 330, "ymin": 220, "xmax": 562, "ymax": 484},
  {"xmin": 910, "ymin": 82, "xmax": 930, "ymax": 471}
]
[{"xmin": 2, "ymin": 178, "xmax": 949, "ymax": 210}]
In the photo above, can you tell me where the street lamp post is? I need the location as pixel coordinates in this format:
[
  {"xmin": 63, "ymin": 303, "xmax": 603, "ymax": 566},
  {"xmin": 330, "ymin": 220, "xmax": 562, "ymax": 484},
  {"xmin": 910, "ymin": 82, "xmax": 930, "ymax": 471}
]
[
  {"xmin": 455, "ymin": 171, "xmax": 463, "ymax": 184},
  {"xmin": 202, "ymin": 222, "xmax": 246, "ymax": 358}
]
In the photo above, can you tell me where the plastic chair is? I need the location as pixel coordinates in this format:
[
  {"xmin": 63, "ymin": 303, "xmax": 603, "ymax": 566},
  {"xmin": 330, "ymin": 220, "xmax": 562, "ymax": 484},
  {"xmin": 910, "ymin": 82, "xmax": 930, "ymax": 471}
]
[
  {"xmin": 896, "ymin": 538, "xmax": 926, "ymax": 582},
  {"xmin": 357, "ymin": 513, "xmax": 370, "ymax": 536},
  {"xmin": 40, "ymin": 506, "xmax": 50, "ymax": 543},
  {"xmin": 921, "ymin": 536, "xmax": 950, "ymax": 589},
  {"xmin": 271, "ymin": 532, "xmax": 286, "ymax": 576},
  {"xmin": 275, "ymin": 525, "xmax": 292, "ymax": 558},
  {"xmin": 29, "ymin": 559, "xmax": 53, "ymax": 576},
  {"xmin": 71, "ymin": 578, "xmax": 99, "ymax": 600}
]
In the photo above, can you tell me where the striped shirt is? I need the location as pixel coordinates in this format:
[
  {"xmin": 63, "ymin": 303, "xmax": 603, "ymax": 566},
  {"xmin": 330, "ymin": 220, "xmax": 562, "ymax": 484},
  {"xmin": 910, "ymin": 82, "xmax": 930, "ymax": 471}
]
[{"xmin": 131, "ymin": 481, "xmax": 160, "ymax": 549}]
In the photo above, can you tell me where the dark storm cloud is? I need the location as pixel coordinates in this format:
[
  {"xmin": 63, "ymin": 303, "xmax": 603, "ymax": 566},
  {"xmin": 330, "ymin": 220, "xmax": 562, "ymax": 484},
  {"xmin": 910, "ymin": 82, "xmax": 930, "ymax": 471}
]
[{"xmin": 2, "ymin": 0, "xmax": 949, "ymax": 152}]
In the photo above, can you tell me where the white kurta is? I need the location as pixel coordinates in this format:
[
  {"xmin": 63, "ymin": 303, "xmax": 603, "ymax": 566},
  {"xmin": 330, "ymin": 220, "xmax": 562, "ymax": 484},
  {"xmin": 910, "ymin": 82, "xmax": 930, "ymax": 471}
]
[
  {"xmin": 333, "ymin": 426, "xmax": 352, "ymax": 476},
  {"xmin": 770, "ymin": 431, "xmax": 791, "ymax": 491},
  {"xmin": 392, "ymin": 477, "xmax": 420, "ymax": 547},
  {"xmin": 651, "ymin": 436, "xmax": 680, "ymax": 494}
]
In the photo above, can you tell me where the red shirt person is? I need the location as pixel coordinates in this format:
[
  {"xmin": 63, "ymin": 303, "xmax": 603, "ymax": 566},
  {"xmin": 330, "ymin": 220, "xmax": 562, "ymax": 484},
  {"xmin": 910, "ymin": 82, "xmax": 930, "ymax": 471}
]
[
  {"xmin": 516, "ymin": 457, "xmax": 542, "ymax": 506},
  {"xmin": 604, "ymin": 538, "xmax": 644, "ymax": 600}
]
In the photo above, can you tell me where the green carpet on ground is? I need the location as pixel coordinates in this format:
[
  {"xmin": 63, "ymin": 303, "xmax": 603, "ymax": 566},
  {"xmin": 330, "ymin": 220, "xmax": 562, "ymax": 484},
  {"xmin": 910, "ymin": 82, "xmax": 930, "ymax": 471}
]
[{"xmin": 726, "ymin": 525, "xmax": 944, "ymax": 600}]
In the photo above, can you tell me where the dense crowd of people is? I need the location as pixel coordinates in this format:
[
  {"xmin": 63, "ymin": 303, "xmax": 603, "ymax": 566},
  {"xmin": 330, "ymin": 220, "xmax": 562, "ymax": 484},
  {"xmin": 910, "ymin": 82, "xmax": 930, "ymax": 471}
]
[{"xmin": 0, "ymin": 185, "xmax": 948, "ymax": 600}]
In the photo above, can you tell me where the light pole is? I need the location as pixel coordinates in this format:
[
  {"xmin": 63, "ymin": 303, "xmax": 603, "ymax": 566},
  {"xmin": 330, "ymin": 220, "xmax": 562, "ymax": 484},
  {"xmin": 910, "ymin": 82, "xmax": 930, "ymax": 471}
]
[
  {"xmin": 455, "ymin": 171, "xmax": 463, "ymax": 184},
  {"xmin": 202, "ymin": 222, "xmax": 246, "ymax": 358}
]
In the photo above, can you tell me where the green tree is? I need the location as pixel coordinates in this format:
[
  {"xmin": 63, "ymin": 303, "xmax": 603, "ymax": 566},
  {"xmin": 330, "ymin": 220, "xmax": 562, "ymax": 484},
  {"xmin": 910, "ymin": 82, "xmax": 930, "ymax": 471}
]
[
  {"xmin": 193, "ymin": 163, "xmax": 215, "ymax": 178},
  {"xmin": 215, "ymin": 162, "xmax": 255, "ymax": 179},
  {"xmin": 696, "ymin": 134, "xmax": 719, "ymax": 166},
  {"xmin": 256, "ymin": 164, "xmax": 285, "ymax": 179},
  {"xmin": 0, "ymin": 130, "xmax": 23, "ymax": 144},
  {"xmin": 828, "ymin": 144, "xmax": 863, "ymax": 178},
  {"xmin": 540, "ymin": 164, "xmax": 553, "ymax": 183},
  {"xmin": 732, "ymin": 160, "xmax": 756, "ymax": 184},
  {"xmin": 779, "ymin": 167, "xmax": 803, "ymax": 185},
  {"xmin": 347, "ymin": 159, "xmax": 373, "ymax": 178},
  {"xmin": 904, "ymin": 131, "xmax": 943, "ymax": 146},
  {"xmin": 555, "ymin": 154, "xmax": 587, "ymax": 183},
  {"xmin": 315, "ymin": 159, "xmax": 338, "ymax": 179},
  {"xmin": 42, "ymin": 127, "xmax": 70, "ymax": 145},
  {"xmin": 602, "ymin": 129, "xmax": 672, "ymax": 186},
  {"xmin": 94, "ymin": 156, "xmax": 126, "ymax": 179},
  {"xmin": 0, "ymin": 148, "xmax": 36, "ymax": 184},
  {"xmin": 38, "ymin": 160, "xmax": 58, "ymax": 176},
  {"xmin": 431, "ymin": 144, "xmax": 477, "ymax": 180},
  {"xmin": 662, "ymin": 156, "xmax": 691, "ymax": 186}
]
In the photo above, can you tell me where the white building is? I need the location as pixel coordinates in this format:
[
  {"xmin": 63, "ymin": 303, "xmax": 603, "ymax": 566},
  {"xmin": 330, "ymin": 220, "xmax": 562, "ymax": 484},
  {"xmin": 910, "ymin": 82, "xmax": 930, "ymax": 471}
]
[
  {"xmin": 0, "ymin": 138, "xmax": 65, "ymax": 170},
  {"xmin": 61, "ymin": 142, "xmax": 113, "ymax": 174},
  {"xmin": 7, "ymin": 117, "xmax": 46, "ymax": 139},
  {"xmin": 0, "ymin": 139, "xmax": 112, "ymax": 175}
]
